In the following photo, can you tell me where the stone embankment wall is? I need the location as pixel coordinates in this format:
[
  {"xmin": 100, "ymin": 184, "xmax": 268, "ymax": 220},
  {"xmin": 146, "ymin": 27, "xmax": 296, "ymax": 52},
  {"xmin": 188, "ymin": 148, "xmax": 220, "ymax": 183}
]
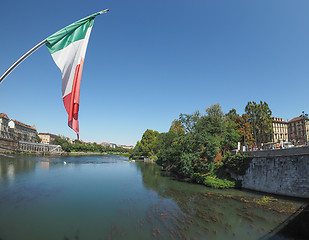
[
  {"xmin": 0, "ymin": 137, "xmax": 18, "ymax": 152},
  {"xmin": 237, "ymin": 147, "xmax": 309, "ymax": 199}
]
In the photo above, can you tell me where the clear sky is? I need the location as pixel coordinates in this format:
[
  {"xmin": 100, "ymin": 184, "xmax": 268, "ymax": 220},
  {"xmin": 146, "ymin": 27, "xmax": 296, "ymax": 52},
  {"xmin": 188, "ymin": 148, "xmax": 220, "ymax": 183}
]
[{"xmin": 0, "ymin": 0, "xmax": 308, "ymax": 146}]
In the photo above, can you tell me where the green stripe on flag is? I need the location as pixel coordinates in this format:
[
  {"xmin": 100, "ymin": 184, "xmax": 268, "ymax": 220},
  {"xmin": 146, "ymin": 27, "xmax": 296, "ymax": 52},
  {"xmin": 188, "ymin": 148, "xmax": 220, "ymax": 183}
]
[{"xmin": 46, "ymin": 12, "xmax": 99, "ymax": 54}]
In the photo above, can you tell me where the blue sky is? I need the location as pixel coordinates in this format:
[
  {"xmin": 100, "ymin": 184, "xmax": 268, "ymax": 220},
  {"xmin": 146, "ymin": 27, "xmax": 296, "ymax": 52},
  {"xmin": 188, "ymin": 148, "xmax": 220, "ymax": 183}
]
[{"xmin": 0, "ymin": 0, "xmax": 308, "ymax": 146}]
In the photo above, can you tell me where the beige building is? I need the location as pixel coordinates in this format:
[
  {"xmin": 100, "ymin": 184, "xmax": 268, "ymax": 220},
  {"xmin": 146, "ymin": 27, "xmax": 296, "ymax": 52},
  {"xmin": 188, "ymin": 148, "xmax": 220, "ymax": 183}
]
[
  {"xmin": 288, "ymin": 115, "xmax": 309, "ymax": 145},
  {"xmin": 38, "ymin": 133, "xmax": 59, "ymax": 144},
  {"xmin": 272, "ymin": 117, "xmax": 288, "ymax": 143}
]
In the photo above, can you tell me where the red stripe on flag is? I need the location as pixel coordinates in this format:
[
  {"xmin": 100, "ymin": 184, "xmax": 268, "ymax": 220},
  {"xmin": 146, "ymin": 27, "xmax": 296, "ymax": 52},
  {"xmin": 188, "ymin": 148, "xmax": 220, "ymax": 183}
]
[
  {"xmin": 63, "ymin": 93, "xmax": 71, "ymax": 115},
  {"xmin": 66, "ymin": 58, "xmax": 85, "ymax": 139}
]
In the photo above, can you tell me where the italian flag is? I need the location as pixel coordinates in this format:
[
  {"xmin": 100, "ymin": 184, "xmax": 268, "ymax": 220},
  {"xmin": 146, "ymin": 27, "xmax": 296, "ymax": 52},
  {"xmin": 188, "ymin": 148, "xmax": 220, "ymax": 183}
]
[{"xmin": 45, "ymin": 11, "xmax": 106, "ymax": 138}]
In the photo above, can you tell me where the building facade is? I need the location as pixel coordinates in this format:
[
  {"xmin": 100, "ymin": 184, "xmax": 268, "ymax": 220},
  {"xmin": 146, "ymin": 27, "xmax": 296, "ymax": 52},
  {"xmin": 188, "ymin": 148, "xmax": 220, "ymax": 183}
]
[
  {"xmin": 101, "ymin": 142, "xmax": 117, "ymax": 148},
  {"xmin": 118, "ymin": 145, "xmax": 134, "ymax": 149},
  {"xmin": 272, "ymin": 117, "xmax": 288, "ymax": 143},
  {"xmin": 0, "ymin": 113, "xmax": 37, "ymax": 143},
  {"xmin": 288, "ymin": 115, "xmax": 309, "ymax": 145},
  {"xmin": 9, "ymin": 120, "xmax": 37, "ymax": 142},
  {"xmin": 38, "ymin": 133, "xmax": 59, "ymax": 144},
  {"xmin": 0, "ymin": 113, "xmax": 13, "ymax": 139}
]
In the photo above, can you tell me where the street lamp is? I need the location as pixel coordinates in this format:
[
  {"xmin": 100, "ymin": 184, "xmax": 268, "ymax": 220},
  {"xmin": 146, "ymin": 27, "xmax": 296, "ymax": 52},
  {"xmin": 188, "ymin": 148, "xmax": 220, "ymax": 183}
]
[
  {"xmin": 243, "ymin": 120, "xmax": 246, "ymax": 151},
  {"xmin": 302, "ymin": 111, "xmax": 308, "ymax": 145}
]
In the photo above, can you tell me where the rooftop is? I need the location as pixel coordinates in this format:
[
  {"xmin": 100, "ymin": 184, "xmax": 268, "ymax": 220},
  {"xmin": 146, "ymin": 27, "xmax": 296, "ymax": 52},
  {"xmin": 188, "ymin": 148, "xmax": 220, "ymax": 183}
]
[
  {"xmin": 272, "ymin": 117, "xmax": 287, "ymax": 123},
  {"xmin": 0, "ymin": 113, "xmax": 9, "ymax": 120},
  {"xmin": 38, "ymin": 133, "xmax": 59, "ymax": 138},
  {"xmin": 13, "ymin": 120, "xmax": 36, "ymax": 131},
  {"xmin": 288, "ymin": 116, "xmax": 309, "ymax": 123}
]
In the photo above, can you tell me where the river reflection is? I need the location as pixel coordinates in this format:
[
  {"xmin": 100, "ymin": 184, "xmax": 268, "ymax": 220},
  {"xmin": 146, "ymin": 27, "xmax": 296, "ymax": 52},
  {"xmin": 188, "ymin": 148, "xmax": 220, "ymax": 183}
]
[
  {"xmin": 0, "ymin": 155, "xmax": 306, "ymax": 240},
  {"xmin": 0, "ymin": 155, "xmax": 35, "ymax": 182}
]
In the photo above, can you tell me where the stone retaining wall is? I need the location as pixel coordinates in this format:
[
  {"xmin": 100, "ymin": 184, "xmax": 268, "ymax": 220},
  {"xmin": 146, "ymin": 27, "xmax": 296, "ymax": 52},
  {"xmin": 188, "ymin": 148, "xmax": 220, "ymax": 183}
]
[{"xmin": 236, "ymin": 149, "xmax": 309, "ymax": 198}]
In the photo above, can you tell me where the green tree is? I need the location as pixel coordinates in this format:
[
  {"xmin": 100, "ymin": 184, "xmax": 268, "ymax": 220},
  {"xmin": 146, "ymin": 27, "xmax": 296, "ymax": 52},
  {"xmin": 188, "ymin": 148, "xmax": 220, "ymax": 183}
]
[
  {"xmin": 131, "ymin": 129, "xmax": 159, "ymax": 158},
  {"xmin": 140, "ymin": 129, "xmax": 159, "ymax": 157},
  {"xmin": 179, "ymin": 111, "xmax": 200, "ymax": 134},
  {"xmin": 221, "ymin": 118, "xmax": 240, "ymax": 155},
  {"xmin": 226, "ymin": 108, "xmax": 239, "ymax": 122},
  {"xmin": 196, "ymin": 104, "xmax": 225, "ymax": 162},
  {"xmin": 136, "ymin": 104, "xmax": 246, "ymax": 186},
  {"xmin": 169, "ymin": 119, "xmax": 185, "ymax": 134},
  {"xmin": 156, "ymin": 131, "xmax": 181, "ymax": 169},
  {"xmin": 245, "ymin": 101, "xmax": 273, "ymax": 146},
  {"xmin": 52, "ymin": 138, "xmax": 72, "ymax": 152},
  {"xmin": 131, "ymin": 141, "xmax": 143, "ymax": 158},
  {"xmin": 35, "ymin": 134, "xmax": 42, "ymax": 143},
  {"xmin": 235, "ymin": 114, "xmax": 254, "ymax": 147},
  {"xmin": 226, "ymin": 109, "xmax": 254, "ymax": 148},
  {"xmin": 205, "ymin": 104, "xmax": 225, "ymax": 135},
  {"xmin": 173, "ymin": 104, "xmax": 226, "ymax": 175}
]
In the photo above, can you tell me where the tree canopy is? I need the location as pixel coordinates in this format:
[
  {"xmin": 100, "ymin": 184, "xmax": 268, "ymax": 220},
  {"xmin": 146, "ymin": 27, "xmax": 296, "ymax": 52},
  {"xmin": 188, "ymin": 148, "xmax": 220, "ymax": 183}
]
[
  {"xmin": 130, "ymin": 101, "xmax": 274, "ymax": 188},
  {"xmin": 245, "ymin": 101, "xmax": 273, "ymax": 146},
  {"xmin": 132, "ymin": 104, "xmax": 240, "ymax": 178},
  {"xmin": 130, "ymin": 129, "xmax": 159, "ymax": 158},
  {"xmin": 52, "ymin": 138, "xmax": 130, "ymax": 154}
]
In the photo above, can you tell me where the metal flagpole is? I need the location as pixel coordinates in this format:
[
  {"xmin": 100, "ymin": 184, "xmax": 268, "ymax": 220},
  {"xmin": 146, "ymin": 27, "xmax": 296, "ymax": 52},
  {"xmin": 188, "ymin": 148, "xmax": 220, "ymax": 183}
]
[
  {"xmin": 0, "ymin": 39, "xmax": 47, "ymax": 84},
  {"xmin": 99, "ymin": 9, "xmax": 109, "ymax": 14},
  {"xmin": 0, "ymin": 8, "xmax": 109, "ymax": 85}
]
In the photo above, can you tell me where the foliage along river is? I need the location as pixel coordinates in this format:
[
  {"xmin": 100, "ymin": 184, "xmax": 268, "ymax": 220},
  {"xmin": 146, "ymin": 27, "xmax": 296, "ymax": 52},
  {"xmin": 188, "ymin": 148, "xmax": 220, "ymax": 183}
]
[{"xmin": 0, "ymin": 154, "xmax": 306, "ymax": 240}]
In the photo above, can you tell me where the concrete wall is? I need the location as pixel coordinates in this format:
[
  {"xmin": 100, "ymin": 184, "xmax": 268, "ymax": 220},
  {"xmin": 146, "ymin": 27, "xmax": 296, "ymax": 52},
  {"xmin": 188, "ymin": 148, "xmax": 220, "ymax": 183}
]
[{"xmin": 237, "ymin": 147, "xmax": 309, "ymax": 198}]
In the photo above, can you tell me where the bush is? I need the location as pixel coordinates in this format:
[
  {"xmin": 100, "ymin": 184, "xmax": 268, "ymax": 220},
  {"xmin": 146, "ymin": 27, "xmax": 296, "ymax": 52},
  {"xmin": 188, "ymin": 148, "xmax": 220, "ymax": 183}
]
[
  {"xmin": 191, "ymin": 173, "xmax": 205, "ymax": 184},
  {"xmin": 178, "ymin": 153, "xmax": 196, "ymax": 177},
  {"xmin": 203, "ymin": 176, "xmax": 235, "ymax": 189},
  {"xmin": 223, "ymin": 153, "xmax": 252, "ymax": 176},
  {"xmin": 151, "ymin": 155, "xmax": 158, "ymax": 161},
  {"xmin": 191, "ymin": 173, "xmax": 235, "ymax": 189}
]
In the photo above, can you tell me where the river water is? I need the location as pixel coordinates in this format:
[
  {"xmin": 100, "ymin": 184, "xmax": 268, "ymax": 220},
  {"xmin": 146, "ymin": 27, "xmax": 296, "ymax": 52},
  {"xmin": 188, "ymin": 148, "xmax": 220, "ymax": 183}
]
[{"xmin": 0, "ymin": 155, "xmax": 306, "ymax": 240}]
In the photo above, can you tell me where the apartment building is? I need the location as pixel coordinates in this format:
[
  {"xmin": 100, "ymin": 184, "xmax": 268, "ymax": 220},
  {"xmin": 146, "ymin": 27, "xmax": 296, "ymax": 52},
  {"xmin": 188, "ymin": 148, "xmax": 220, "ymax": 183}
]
[
  {"xmin": 38, "ymin": 133, "xmax": 59, "ymax": 144},
  {"xmin": 288, "ymin": 115, "xmax": 309, "ymax": 145},
  {"xmin": 272, "ymin": 117, "xmax": 288, "ymax": 143},
  {"xmin": 0, "ymin": 113, "xmax": 37, "ymax": 142}
]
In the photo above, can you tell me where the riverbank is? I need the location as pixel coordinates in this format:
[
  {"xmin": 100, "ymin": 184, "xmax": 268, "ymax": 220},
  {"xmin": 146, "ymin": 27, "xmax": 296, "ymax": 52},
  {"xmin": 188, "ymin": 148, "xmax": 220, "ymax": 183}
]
[
  {"xmin": 151, "ymin": 153, "xmax": 250, "ymax": 190},
  {"xmin": 66, "ymin": 151, "xmax": 108, "ymax": 156},
  {"xmin": 131, "ymin": 155, "xmax": 238, "ymax": 189},
  {"xmin": 67, "ymin": 152, "xmax": 130, "ymax": 157},
  {"xmin": 0, "ymin": 150, "xmax": 66, "ymax": 156},
  {"xmin": 0, "ymin": 150, "xmax": 130, "ymax": 157}
]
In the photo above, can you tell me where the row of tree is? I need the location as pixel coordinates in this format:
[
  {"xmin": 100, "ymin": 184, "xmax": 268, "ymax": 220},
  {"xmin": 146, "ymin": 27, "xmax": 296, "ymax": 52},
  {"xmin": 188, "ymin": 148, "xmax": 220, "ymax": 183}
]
[
  {"xmin": 52, "ymin": 138, "xmax": 130, "ymax": 154},
  {"xmin": 131, "ymin": 101, "xmax": 273, "ymax": 182},
  {"xmin": 226, "ymin": 101, "xmax": 273, "ymax": 147}
]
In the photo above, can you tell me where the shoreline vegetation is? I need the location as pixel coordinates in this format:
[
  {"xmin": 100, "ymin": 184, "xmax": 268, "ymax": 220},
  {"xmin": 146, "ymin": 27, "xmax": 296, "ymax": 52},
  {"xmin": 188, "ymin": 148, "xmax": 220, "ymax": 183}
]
[
  {"xmin": 130, "ymin": 102, "xmax": 272, "ymax": 189},
  {"xmin": 52, "ymin": 138, "xmax": 131, "ymax": 155},
  {"xmin": 31, "ymin": 138, "xmax": 133, "ymax": 157},
  {"xmin": 66, "ymin": 152, "xmax": 131, "ymax": 157}
]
